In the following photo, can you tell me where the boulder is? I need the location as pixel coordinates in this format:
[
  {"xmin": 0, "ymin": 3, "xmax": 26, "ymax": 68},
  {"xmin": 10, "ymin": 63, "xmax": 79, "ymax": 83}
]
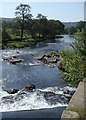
[
  {"xmin": 44, "ymin": 91, "xmax": 55, "ymax": 98},
  {"xmin": 43, "ymin": 56, "xmax": 57, "ymax": 63},
  {"xmin": 63, "ymin": 88, "xmax": 76, "ymax": 95},
  {"xmin": 64, "ymin": 94, "xmax": 72, "ymax": 99},
  {"xmin": 35, "ymin": 55, "xmax": 46, "ymax": 60},
  {"xmin": 9, "ymin": 58, "xmax": 23, "ymax": 64},
  {"xmin": 63, "ymin": 89, "xmax": 70, "ymax": 94},
  {"xmin": 46, "ymin": 55, "xmax": 52, "ymax": 58},
  {"xmin": 2, "ymin": 56, "xmax": 11, "ymax": 61},
  {"xmin": 25, "ymin": 84, "xmax": 36, "ymax": 90},
  {"xmin": 61, "ymin": 110, "xmax": 80, "ymax": 119}
]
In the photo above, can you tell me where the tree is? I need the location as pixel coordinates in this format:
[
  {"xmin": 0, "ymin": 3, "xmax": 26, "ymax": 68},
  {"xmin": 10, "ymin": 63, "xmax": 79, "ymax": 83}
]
[
  {"xmin": 56, "ymin": 20, "xmax": 64, "ymax": 35},
  {"xmin": 2, "ymin": 21, "xmax": 11, "ymax": 42},
  {"xmin": 15, "ymin": 4, "xmax": 32, "ymax": 40},
  {"xmin": 68, "ymin": 26, "xmax": 76, "ymax": 35},
  {"xmin": 76, "ymin": 21, "xmax": 86, "ymax": 32},
  {"xmin": 36, "ymin": 14, "xmax": 47, "ymax": 19},
  {"xmin": 36, "ymin": 14, "xmax": 47, "ymax": 38}
]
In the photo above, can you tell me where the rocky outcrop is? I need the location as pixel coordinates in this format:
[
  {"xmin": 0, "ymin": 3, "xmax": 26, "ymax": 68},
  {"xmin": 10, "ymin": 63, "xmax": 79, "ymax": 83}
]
[
  {"xmin": 35, "ymin": 52, "xmax": 60, "ymax": 64},
  {"xmin": 43, "ymin": 56, "xmax": 57, "ymax": 63},
  {"xmin": 35, "ymin": 55, "xmax": 46, "ymax": 60},
  {"xmin": 9, "ymin": 58, "xmax": 23, "ymax": 64},
  {"xmin": 2, "ymin": 55, "xmax": 23, "ymax": 64}
]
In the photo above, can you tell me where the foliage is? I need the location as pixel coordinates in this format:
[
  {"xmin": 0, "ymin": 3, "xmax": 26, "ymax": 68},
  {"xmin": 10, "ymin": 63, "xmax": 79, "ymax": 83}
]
[
  {"xmin": 15, "ymin": 4, "xmax": 32, "ymax": 40},
  {"xmin": 2, "ymin": 3, "xmax": 65, "ymax": 48},
  {"xmin": 50, "ymin": 51, "xmax": 59, "ymax": 56},
  {"xmin": 64, "ymin": 26, "xmax": 76, "ymax": 35},
  {"xmin": 76, "ymin": 21, "xmax": 86, "ymax": 32},
  {"xmin": 2, "ymin": 28, "xmax": 11, "ymax": 43},
  {"xmin": 59, "ymin": 31, "xmax": 86, "ymax": 87},
  {"xmin": 7, "ymin": 38, "xmax": 35, "ymax": 48},
  {"xmin": 72, "ymin": 31, "xmax": 86, "ymax": 56},
  {"xmin": 68, "ymin": 26, "xmax": 76, "ymax": 35}
]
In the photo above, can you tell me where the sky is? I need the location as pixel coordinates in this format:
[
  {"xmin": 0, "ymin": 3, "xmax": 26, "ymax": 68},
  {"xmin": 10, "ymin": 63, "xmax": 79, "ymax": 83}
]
[{"xmin": 0, "ymin": 2, "xmax": 84, "ymax": 22}]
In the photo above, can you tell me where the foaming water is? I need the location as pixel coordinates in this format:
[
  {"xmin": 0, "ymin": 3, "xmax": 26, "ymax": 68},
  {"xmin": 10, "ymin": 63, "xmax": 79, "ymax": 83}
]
[
  {"xmin": 29, "ymin": 61, "xmax": 42, "ymax": 66},
  {"xmin": 0, "ymin": 86, "xmax": 72, "ymax": 112},
  {"xmin": 0, "ymin": 86, "xmax": 76, "ymax": 112}
]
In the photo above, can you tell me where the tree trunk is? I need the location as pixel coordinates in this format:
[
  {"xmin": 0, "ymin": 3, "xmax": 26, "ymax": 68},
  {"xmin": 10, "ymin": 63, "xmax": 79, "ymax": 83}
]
[
  {"xmin": 21, "ymin": 14, "xmax": 24, "ymax": 40},
  {"xmin": 21, "ymin": 25, "xmax": 23, "ymax": 40}
]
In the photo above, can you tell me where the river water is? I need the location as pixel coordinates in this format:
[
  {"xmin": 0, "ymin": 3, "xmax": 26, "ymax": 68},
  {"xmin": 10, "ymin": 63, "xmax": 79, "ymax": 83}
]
[{"xmin": 0, "ymin": 35, "xmax": 75, "ymax": 118}]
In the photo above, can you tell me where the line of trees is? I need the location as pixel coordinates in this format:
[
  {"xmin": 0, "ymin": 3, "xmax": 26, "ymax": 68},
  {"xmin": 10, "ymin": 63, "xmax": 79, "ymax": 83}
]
[
  {"xmin": 65, "ymin": 21, "xmax": 86, "ymax": 35},
  {"xmin": 2, "ymin": 3, "xmax": 64, "ymax": 44}
]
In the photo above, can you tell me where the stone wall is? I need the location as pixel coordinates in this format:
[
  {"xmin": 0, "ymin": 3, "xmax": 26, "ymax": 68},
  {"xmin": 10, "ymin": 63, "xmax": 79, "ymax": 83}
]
[{"xmin": 61, "ymin": 78, "xmax": 86, "ymax": 119}]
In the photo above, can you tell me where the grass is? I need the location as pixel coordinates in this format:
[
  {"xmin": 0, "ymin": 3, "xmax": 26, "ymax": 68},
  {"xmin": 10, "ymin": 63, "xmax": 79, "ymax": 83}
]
[{"xmin": 7, "ymin": 38, "xmax": 36, "ymax": 48}]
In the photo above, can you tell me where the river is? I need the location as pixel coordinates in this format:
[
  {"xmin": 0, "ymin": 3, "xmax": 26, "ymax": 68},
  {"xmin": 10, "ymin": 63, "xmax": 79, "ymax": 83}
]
[{"xmin": 0, "ymin": 35, "xmax": 75, "ymax": 119}]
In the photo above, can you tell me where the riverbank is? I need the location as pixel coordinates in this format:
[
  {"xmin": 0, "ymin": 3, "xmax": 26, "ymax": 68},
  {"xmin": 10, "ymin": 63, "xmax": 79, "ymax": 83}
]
[
  {"xmin": 2, "ymin": 35, "xmax": 64, "ymax": 49},
  {"xmin": 61, "ymin": 78, "xmax": 86, "ymax": 119}
]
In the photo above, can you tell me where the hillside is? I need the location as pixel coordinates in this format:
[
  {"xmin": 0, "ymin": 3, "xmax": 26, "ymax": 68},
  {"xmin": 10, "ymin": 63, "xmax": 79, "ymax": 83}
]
[
  {"xmin": 2, "ymin": 18, "xmax": 14, "ymax": 22},
  {"xmin": 63, "ymin": 22, "xmax": 77, "ymax": 28}
]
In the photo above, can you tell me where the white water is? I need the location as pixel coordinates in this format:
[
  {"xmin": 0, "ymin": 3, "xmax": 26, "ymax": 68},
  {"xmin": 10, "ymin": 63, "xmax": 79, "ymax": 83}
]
[
  {"xmin": 29, "ymin": 61, "xmax": 41, "ymax": 66},
  {"xmin": 0, "ymin": 84, "xmax": 76, "ymax": 112}
]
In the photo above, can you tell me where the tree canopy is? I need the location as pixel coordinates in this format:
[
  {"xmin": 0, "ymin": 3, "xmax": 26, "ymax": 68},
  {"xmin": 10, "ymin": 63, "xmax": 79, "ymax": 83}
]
[{"xmin": 15, "ymin": 4, "xmax": 32, "ymax": 40}]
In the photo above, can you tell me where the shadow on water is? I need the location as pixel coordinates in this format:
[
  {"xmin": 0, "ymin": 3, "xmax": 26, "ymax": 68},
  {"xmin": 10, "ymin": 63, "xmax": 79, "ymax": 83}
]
[{"xmin": 2, "ymin": 107, "xmax": 66, "ymax": 119}]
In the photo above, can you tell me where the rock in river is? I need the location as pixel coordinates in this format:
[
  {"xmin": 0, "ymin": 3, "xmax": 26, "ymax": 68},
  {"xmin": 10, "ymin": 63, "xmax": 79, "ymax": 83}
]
[
  {"xmin": 25, "ymin": 84, "xmax": 36, "ymax": 90},
  {"xmin": 44, "ymin": 91, "xmax": 55, "ymax": 98}
]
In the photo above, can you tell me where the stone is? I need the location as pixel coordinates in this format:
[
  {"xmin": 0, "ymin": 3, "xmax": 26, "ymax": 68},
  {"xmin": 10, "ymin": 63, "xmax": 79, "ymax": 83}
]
[
  {"xmin": 9, "ymin": 58, "xmax": 23, "ymax": 64},
  {"xmin": 46, "ymin": 55, "xmax": 52, "ymax": 58},
  {"xmin": 25, "ymin": 84, "xmax": 36, "ymax": 90},
  {"xmin": 64, "ymin": 94, "xmax": 72, "ymax": 99},
  {"xmin": 61, "ymin": 110, "xmax": 79, "ymax": 119},
  {"xmin": 43, "ymin": 56, "xmax": 57, "ymax": 63},
  {"xmin": 2, "ymin": 56, "xmax": 11, "ymax": 61},
  {"xmin": 44, "ymin": 91, "xmax": 55, "ymax": 98},
  {"xmin": 35, "ymin": 55, "xmax": 46, "ymax": 60},
  {"xmin": 48, "ymin": 63, "xmax": 55, "ymax": 68}
]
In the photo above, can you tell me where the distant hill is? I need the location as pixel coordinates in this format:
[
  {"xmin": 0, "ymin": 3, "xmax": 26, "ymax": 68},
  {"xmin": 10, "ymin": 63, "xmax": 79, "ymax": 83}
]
[
  {"xmin": 1, "ymin": 18, "xmax": 13, "ymax": 22},
  {"xmin": 63, "ymin": 22, "xmax": 77, "ymax": 28},
  {"xmin": 1, "ymin": 17, "xmax": 77, "ymax": 28}
]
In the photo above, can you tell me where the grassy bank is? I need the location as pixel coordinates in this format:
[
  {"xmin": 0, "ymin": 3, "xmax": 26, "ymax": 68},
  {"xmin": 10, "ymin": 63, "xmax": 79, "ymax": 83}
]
[{"xmin": 6, "ymin": 39, "xmax": 36, "ymax": 48}]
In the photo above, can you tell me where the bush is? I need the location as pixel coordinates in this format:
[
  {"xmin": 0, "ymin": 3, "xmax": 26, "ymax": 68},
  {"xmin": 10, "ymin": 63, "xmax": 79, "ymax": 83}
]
[{"xmin": 59, "ymin": 31, "xmax": 86, "ymax": 87}]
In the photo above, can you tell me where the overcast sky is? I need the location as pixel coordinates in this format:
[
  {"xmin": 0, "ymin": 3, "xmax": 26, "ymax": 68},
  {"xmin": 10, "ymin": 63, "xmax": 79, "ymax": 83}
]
[{"xmin": 0, "ymin": 2, "xmax": 84, "ymax": 22}]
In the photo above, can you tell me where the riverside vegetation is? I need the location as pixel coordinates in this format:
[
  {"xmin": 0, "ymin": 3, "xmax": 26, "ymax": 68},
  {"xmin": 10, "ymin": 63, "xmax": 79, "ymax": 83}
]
[
  {"xmin": 59, "ymin": 30, "xmax": 86, "ymax": 87},
  {"xmin": 1, "ymin": 3, "xmax": 86, "ymax": 87}
]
